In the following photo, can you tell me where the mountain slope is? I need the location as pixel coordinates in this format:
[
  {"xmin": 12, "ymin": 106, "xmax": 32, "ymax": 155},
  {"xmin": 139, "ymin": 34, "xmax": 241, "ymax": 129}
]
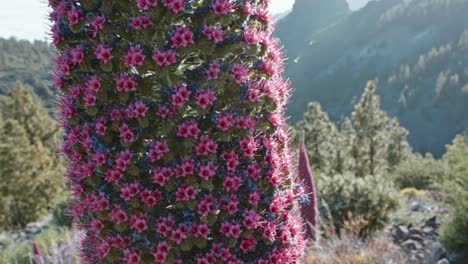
[
  {"xmin": 278, "ymin": 0, "xmax": 468, "ymax": 156},
  {"xmin": 0, "ymin": 38, "xmax": 55, "ymax": 108}
]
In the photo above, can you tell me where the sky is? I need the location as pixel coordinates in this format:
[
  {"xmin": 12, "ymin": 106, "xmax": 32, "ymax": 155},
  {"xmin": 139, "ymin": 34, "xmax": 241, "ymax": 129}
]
[{"xmin": 0, "ymin": 0, "xmax": 370, "ymax": 42}]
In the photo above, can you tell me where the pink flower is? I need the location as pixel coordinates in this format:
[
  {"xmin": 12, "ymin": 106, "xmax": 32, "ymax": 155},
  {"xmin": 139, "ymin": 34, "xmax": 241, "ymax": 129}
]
[
  {"xmin": 171, "ymin": 83, "xmax": 191, "ymax": 107},
  {"xmin": 202, "ymin": 25, "xmax": 224, "ymax": 43},
  {"xmin": 119, "ymin": 123, "xmax": 136, "ymax": 143},
  {"xmin": 223, "ymin": 174, "xmax": 243, "ymax": 192},
  {"xmin": 243, "ymin": 27, "xmax": 264, "ymax": 45},
  {"xmin": 177, "ymin": 120, "xmax": 200, "ymax": 138},
  {"xmin": 136, "ymin": 0, "xmax": 157, "ymax": 10},
  {"xmin": 156, "ymin": 106, "xmax": 176, "ymax": 118},
  {"xmin": 170, "ymin": 225, "xmax": 187, "ymax": 244},
  {"xmin": 152, "ymin": 49, "xmax": 177, "ymax": 66},
  {"xmin": 90, "ymin": 218, "xmax": 104, "ymax": 233},
  {"xmin": 211, "ymin": 0, "xmax": 234, "ymax": 15},
  {"xmin": 123, "ymin": 250, "xmax": 141, "ymax": 264},
  {"xmin": 97, "ymin": 241, "xmax": 110, "ymax": 258},
  {"xmin": 94, "ymin": 44, "xmax": 113, "ymax": 64},
  {"xmin": 195, "ymin": 89, "xmax": 216, "ymax": 109},
  {"xmin": 220, "ymin": 222, "xmax": 242, "ymax": 238},
  {"xmin": 105, "ymin": 169, "xmax": 122, "ymax": 183},
  {"xmin": 163, "ymin": 0, "xmax": 186, "ymax": 13},
  {"xmin": 86, "ymin": 75, "xmax": 102, "ymax": 93},
  {"xmin": 130, "ymin": 212, "xmax": 149, "ymax": 233},
  {"xmin": 197, "ymin": 195, "xmax": 216, "ymax": 215},
  {"xmin": 70, "ymin": 45, "xmax": 84, "ymax": 65},
  {"xmin": 175, "ymin": 184, "xmax": 198, "ymax": 201},
  {"xmin": 217, "ymin": 113, "xmax": 234, "ymax": 131},
  {"xmin": 152, "ymin": 241, "xmax": 171, "ymax": 263},
  {"xmin": 140, "ymin": 189, "xmax": 162, "ymax": 207},
  {"xmin": 153, "ymin": 167, "xmax": 174, "ymax": 187},
  {"xmin": 195, "ymin": 135, "xmax": 218, "ymax": 156},
  {"xmin": 131, "ymin": 100, "xmax": 149, "ymax": 117},
  {"xmin": 240, "ymin": 136, "xmax": 258, "ymax": 157},
  {"xmin": 90, "ymin": 193, "xmax": 110, "ymax": 211},
  {"xmin": 243, "ymin": 209, "xmax": 263, "ymax": 230},
  {"xmin": 190, "ymin": 223, "xmax": 211, "ymax": 238},
  {"xmin": 130, "ymin": 15, "xmax": 153, "ymax": 30},
  {"xmin": 124, "ymin": 45, "xmax": 146, "ymax": 66},
  {"xmin": 171, "ymin": 26, "xmax": 194, "ymax": 48},
  {"xmin": 67, "ymin": 7, "xmax": 83, "ymax": 25},
  {"xmin": 109, "ymin": 206, "xmax": 128, "ymax": 224},
  {"xmin": 176, "ymin": 158, "xmax": 195, "ymax": 177},
  {"xmin": 84, "ymin": 93, "xmax": 97, "ymax": 106},
  {"xmin": 231, "ymin": 63, "xmax": 249, "ymax": 83},
  {"xmin": 120, "ymin": 182, "xmax": 142, "ymax": 200},
  {"xmin": 116, "ymin": 73, "xmax": 138, "ymax": 92},
  {"xmin": 115, "ymin": 150, "xmax": 133, "ymax": 171},
  {"xmin": 240, "ymin": 236, "xmax": 257, "ymax": 253},
  {"xmin": 205, "ymin": 62, "xmax": 221, "ymax": 80},
  {"xmin": 198, "ymin": 161, "xmax": 218, "ymax": 180},
  {"xmin": 149, "ymin": 140, "xmax": 169, "ymax": 162},
  {"xmin": 247, "ymin": 162, "xmax": 262, "ymax": 180},
  {"xmin": 90, "ymin": 15, "xmax": 106, "ymax": 37},
  {"xmin": 93, "ymin": 151, "xmax": 106, "ymax": 165},
  {"xmin": 236, "ymin": 115, "xmax": 256, "ymax": 130},
  {"xmin": 221, "ymin": 194, "xmax": 239, "ymax": 214},
  {"xmin": 222, "ymin": 150, "xmax": 239, "ymax": 171}
]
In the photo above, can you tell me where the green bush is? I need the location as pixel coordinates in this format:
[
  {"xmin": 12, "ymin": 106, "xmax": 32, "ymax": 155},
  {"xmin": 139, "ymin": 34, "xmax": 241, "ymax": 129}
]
[
  {"xmin": 318, "ymin": 173, "xmax": 401, "ymax": 237},
  {"xmin": 393, "ymin": 153, "xmax": 447, "ymax": 190},
  {"xmin": 440, "ymin": 134, "xmax": 468, "ymax": 255},
  {"xmin": 441, "ymin": 194, "xmax": 468, "ymax": 255},
  {"xmin": 51, "ymin": 199, "xmax": 73, "ymax": 228}
]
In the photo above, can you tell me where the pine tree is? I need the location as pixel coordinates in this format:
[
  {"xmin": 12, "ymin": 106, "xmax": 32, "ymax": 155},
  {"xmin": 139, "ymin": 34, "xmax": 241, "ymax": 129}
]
[
  {"xmin": 50, "ymin": 0, "xmax": 306, "ymax": 262},
  {"xmin": 297, "ymin": 101, "xmax": 339, "ymax": 174},
  {"xmin": 335, "ymin": 117, "xmax": 355, "ymax": 174},
  {"xmin": 0, "ymin": 84, "xmax": 65, "ymax": 230},
  {"xmin": 351, "ymin": 81, "xmax": 389, "ymax": 176},
  {"xmin": 386, "ymin": 117, "xmax": 410, "ymax": 169},
  {"xmin": 0, "ymin": 118, "xmax": 64, "ymax": 230},
  {"xmin": 0, "ymin": 82, "xmax": 60, "ymax": 150}
]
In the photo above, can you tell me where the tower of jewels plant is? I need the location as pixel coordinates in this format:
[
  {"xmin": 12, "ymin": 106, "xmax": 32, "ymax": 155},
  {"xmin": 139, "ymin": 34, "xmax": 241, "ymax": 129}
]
[{"xmin": 50, "ymin": 0, "xmax": 307, "ymax": 263}]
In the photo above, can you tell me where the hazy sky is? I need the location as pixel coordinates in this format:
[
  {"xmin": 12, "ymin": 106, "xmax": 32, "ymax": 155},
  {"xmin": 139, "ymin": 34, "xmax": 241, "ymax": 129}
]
[{"xmin": 0, "ymin": 0, "xmax": 370, "ymax": 41}]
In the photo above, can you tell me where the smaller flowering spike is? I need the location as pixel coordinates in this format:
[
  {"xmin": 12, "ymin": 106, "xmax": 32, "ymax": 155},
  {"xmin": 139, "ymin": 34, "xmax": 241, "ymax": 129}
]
[{"xmin": 298, "ymin": 131, "xmax": 319, "ymax": 242}]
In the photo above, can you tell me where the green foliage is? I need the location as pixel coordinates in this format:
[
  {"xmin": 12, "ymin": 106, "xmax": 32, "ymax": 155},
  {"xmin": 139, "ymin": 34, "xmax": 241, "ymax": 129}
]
[
  {"xmin": 0, "ymin": 83, "xmax": 65, "ymax": 231},
  {"xmin": 351, "ymin": 81, "xmax": 410, "ymax": 176},
  {"xmin": 296, "ymin": 102, "xmax": 342, "ymax": 174},
  {"xmin": 318, "ymin": 173, "xmax": 401, "ymax": 237},
  {"xmin": 440, "ymin": 133, "xmax": 468, "ymax": 254},
  {"xmin": 51, "ymin": 199, "xmax": 73, "ymax": 228},
  {"xmin": 393, "ymin": 153, "xmax": 447, "ymax": 190},
  {"xmin": 297, "ymin": 82, "xmax": 410, "ymax": 178}
]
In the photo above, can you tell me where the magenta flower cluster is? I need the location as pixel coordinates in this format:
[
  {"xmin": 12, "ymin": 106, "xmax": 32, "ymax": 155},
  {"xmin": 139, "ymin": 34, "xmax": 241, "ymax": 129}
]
[{"xmin": 49, "ymin": 0, "xmax": 306, "ymax": 263}]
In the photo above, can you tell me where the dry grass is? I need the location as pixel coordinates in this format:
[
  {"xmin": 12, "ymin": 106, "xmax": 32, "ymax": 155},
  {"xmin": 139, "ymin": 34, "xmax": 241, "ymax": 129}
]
[{"xmin": 304, "ymin": 216, "xmax": 408, "ymax": 264}]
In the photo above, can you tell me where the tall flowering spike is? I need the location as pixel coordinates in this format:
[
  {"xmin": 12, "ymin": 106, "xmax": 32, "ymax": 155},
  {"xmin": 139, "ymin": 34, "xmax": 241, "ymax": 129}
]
[
  {"xmin": 50, "ymin": 0, "xmax": 306, "ymax": 263},
  {"xmin": 298, "ymin": 132, "xmax": 319, "ymax": 242}
]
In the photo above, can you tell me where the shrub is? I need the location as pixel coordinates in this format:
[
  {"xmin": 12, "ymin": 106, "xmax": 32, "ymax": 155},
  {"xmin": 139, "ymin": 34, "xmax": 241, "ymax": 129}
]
[
  {"xmin": 318, "ymin": 173, "xmax": 401, "ymax": 237},
  {"xmin": 51, "ymin": 199, "xmax": 73, "ymax": 228},
  {"xmin": 393, "ymin": 153, "xmax": 447, "ymax": 190},
  {"xmin": 50, "ymin": 0, "xmax": 306, "ymax": 262},
  {"xmin": 440, "ymin": 134, "xmax": 468, "ymax": 255}
]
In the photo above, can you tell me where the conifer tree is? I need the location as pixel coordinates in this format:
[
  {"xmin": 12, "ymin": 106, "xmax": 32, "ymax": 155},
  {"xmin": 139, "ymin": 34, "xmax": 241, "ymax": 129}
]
[
  {"xmin": 297, "ymin": 101, "xmax": 338, "ymax": 174},
  {"xmin": 49, "ymin": 0, "xmax": 306, "ymax": 262},
  {"xmin": 0, "ymin": 84, "xmax": 65, "ymax": 230},
  {"xmin": 351, "ymin": 81, "xmax": 389, "ymax": 176},
  {"xmin": 0, "ymin": 118, "xmax": 64, "ymax": 230}
]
